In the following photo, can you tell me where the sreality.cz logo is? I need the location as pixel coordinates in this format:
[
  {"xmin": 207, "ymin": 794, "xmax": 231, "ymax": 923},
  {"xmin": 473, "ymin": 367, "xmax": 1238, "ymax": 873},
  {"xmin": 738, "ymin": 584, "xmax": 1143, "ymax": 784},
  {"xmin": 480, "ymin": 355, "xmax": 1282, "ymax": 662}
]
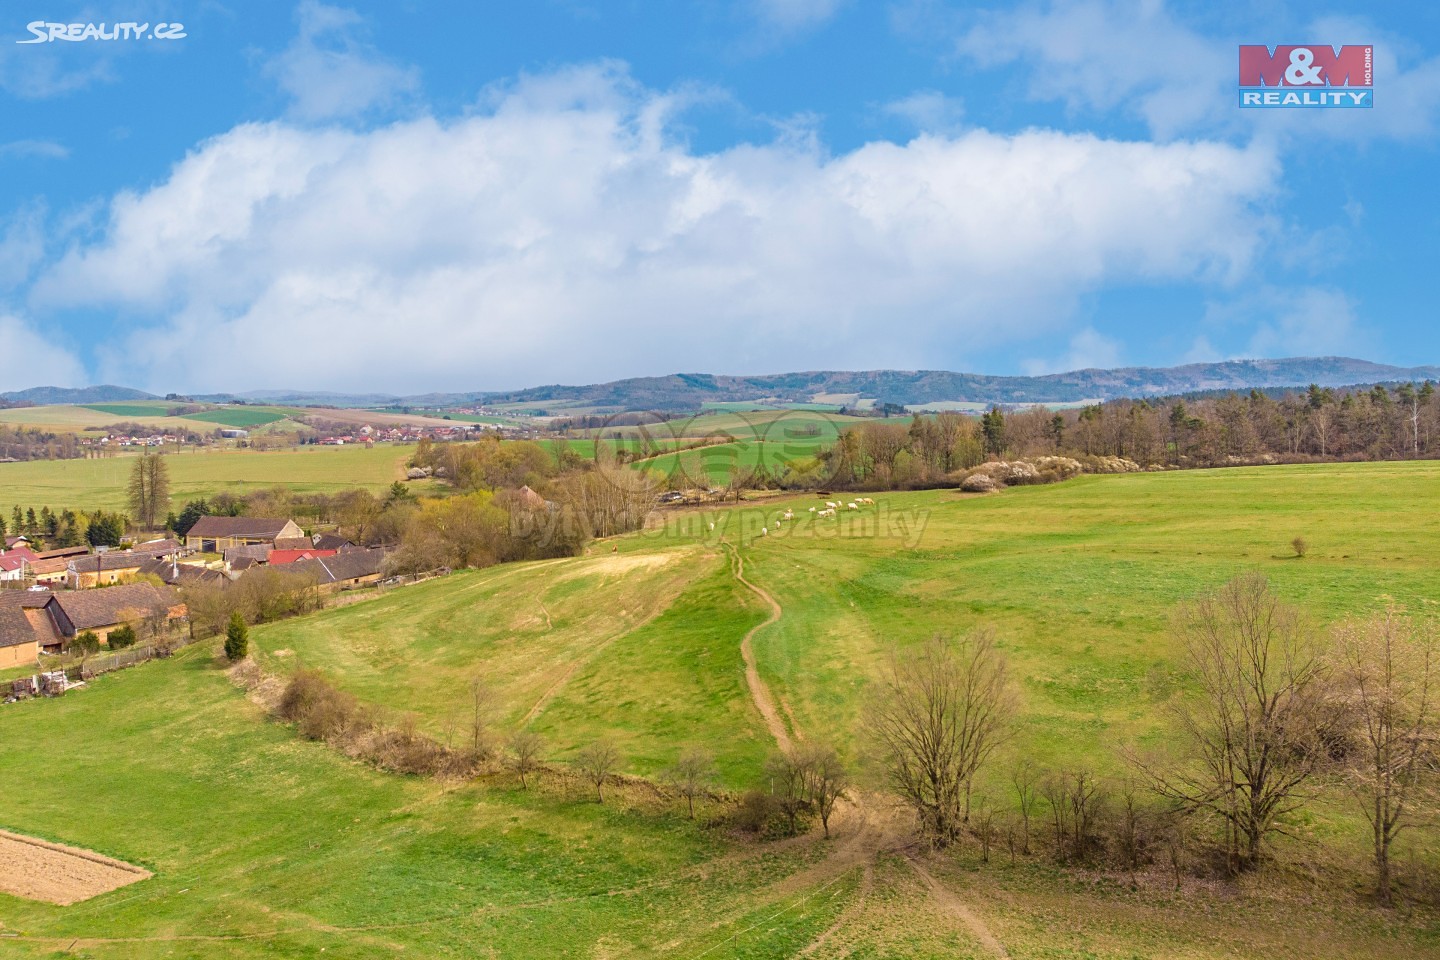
[
  {"xmin": 17, "ymin": 21, "xmax": 185, "ymax": 43},
  {"xmin": 1239, "ymin": 45, "xmax": 1373, "ymax": 108}
]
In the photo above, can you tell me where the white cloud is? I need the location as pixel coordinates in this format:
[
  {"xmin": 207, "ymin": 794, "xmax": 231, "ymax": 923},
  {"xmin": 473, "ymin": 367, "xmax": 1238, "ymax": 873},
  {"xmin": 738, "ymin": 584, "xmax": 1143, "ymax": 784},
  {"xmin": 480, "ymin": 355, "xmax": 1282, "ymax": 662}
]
[
  {"xmin": 0, "ymin": 314, "xmax": 86, "ymax": 391},
  {"xmin": 1022, "ymin": 327, "xmax": 1122, "ymax": 375},
  {"xmin": 750, "ymin": 0, "xmax": 848, "ymax": 32},
  {"xmin": 30, "ymin": 64, "xmax": 1281, "ymax": 394},
  {"xmin": 263, "ymin": 0, "xmax": 421, "ymax": 121},
  {"xmin": 0, "ymin": 203, "xmax": 47, "ymax": 290},
  {"xmin": 1202, "ymin": 286, "xmax": 1364, "ymax": 359},
  {"xmin": 883, "ymin": 90, "xmax": 966, "ymax": 134},
  {"xmin": 955, "ymin": 1, "xmax": 1440, "ymax": 141},
  {"xmin": 0, "ymin": 140, "xmax": 69, "ymax": 160},
  {"xmin": 956, "ymin": 0, "xmax": 1229, "ymax": 139}
]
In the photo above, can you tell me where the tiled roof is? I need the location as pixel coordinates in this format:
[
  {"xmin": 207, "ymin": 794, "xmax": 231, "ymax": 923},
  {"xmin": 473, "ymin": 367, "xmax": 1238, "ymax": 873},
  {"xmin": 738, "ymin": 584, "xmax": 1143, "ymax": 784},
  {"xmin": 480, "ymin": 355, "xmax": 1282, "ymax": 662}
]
[
  {"xmin": 49, "ymin": 582, "xmax": 182, "ymax": 631},
  {"xmin": 187, "ymin": 516, "xmax": 295, "ymax": 539},
  {"xmin": 0, "ymin": 606, "xmax": 37, "ymax": 649}
]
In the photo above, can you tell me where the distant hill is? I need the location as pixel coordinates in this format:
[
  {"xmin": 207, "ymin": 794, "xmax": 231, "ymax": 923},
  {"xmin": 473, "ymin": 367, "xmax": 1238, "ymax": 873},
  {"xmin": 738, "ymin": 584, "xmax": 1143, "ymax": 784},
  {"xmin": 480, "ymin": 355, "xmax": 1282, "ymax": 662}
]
[
  {"xmin": 190, "ymin": 390, "xmax": 404, "ymax": 409},
  {"xmin": 0, "ymin": 384, "xmax": 157, "ymax": 405},
  {"xmin": 473, "ymin": 357, "xmax": 1440, "ymax": 411},
  {"xmin": 7, "ymin": 358, "xmax": 1438, "ymax": 414}
]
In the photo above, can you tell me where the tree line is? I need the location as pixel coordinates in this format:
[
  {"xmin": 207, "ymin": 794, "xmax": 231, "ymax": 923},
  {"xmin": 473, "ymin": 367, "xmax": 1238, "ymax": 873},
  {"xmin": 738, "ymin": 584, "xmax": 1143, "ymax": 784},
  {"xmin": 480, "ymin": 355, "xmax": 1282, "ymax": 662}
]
[
  {"xmin": 867, "ymin": 574, "xmax": 1438, "ymax": 906},
  {"xmin": 744, "ymin": 382, "xmax": 1440, "ymax": 491}
]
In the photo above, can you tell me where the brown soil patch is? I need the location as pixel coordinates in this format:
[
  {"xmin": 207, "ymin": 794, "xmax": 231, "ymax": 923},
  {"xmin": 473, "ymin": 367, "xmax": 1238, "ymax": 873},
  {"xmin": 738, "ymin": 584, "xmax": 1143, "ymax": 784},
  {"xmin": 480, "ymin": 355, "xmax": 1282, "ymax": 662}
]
[{"xmin": 0, "ymin": 830, "xmax": 150, "ymax": 905}]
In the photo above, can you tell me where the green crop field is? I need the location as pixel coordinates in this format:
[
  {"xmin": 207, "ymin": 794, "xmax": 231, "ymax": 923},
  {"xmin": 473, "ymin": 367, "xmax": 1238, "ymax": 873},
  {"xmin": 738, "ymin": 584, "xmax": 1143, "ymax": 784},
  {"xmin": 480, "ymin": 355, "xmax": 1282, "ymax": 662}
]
[
  {"xmin": 80, "ymin": 402, "xmax": 178, "ymax": 418},
  {"xmin": 0, "ymin": 444, "xmax": 430, "ymax": 513},
  {"xmin": 556, "ymin": 409, "xmax": 867, "ymax": 485},
  {"xmin": 1, "ymin": 460, "xmax": 1436, "ymax": 957},
  {"xmin": 180, "ymin": 408, "xmax": 289, "ymax": 427}
]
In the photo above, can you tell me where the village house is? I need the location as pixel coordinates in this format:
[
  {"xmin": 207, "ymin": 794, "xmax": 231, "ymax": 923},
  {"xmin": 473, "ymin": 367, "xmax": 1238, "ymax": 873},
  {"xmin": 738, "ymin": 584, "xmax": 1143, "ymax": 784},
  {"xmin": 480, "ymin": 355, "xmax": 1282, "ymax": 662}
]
[
  {"xmin": 0, "ymin": 590, "xmax": 65, "ymax": 663},
  {"xmin": 68, "ymin": 539, "xmax": 184, "ymax": 588},
  {"xmin": 43, "ymin": 582, "xmax": 186, "ymax": 646},
  {"xmin": 185, "ymin": 516, "xmax": 305, "ymax": 553},
  {"xmin": 0, "ymin": 606, "xmax": 40, "ymax": 668},
  {"xmin": 286, "ymin": 548, "xmax": 386, "ymax": 593},
  {"xmin": 136, "ymin": 556, "xmax": 228, "ymax": 587}
]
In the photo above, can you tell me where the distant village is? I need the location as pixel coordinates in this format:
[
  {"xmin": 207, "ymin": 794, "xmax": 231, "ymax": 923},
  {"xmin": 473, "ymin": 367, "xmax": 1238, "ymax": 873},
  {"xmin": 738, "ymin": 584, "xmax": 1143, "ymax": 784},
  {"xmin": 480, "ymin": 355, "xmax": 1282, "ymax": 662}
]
[
  {"xmin": 78, "ymin": 420, "xmax": 520, "ymax": 451},
  {"xmin": 0, "ymin": 515, "xmax": 387, "ymax": 671}
]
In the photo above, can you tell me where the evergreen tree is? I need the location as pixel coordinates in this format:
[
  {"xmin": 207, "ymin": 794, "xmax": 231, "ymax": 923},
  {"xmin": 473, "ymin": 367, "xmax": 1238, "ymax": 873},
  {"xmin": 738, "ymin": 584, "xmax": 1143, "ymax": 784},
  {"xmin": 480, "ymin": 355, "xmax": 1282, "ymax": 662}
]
[
  {"xmin": 224, "ymin": 612, "xmax": 249, "ymax": 662},
  {"xmin": 174, "ymin": 499, "xmax": 211, "ymax": 538}
]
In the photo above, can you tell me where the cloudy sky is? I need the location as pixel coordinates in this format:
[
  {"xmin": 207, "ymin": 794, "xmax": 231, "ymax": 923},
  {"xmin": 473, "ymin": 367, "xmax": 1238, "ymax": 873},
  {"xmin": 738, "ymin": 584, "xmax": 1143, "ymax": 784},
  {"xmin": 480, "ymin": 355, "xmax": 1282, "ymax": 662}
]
[{"xmin": 0, "ymin": 1, "xmax": 1437, "ymax": 394}]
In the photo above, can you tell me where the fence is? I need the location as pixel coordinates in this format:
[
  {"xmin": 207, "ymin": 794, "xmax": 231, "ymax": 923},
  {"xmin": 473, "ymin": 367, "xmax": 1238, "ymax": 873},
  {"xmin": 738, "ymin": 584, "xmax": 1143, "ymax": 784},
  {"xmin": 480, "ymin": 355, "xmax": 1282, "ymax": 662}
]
[{"xmin": 73, "ymin": 633, "xmax": 202, "ymax": 682}]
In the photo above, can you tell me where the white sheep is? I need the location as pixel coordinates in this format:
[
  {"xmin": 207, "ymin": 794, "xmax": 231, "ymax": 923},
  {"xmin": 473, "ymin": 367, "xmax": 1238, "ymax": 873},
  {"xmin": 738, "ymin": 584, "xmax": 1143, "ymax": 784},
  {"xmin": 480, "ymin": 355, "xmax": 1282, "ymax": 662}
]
[
  {"xmin": 761, "ymin": 526, "xmax": 768, "ymax": 536},
  {"xmin": 708, "ymin": 521, "xmax": 715, "ymax": 531},
  {"xmin": 808, "ymin": 506, "xmax": 817, "ymax": 512},
  {"xmin": 847, "ymin": 502, "xmax": 858, "ymax": 510}
]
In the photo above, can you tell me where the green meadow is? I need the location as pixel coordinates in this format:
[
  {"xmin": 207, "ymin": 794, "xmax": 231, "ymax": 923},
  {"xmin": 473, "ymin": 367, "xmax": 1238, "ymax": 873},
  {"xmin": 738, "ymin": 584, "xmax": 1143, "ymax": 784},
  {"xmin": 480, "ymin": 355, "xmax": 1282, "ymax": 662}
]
[
  {"xmin": 1, "ymin": 461, "xmax": 1439, "ymax": 957},
  {"xmin": 0, "ymin": 444, "xmax": 427, "ymax": 513}
]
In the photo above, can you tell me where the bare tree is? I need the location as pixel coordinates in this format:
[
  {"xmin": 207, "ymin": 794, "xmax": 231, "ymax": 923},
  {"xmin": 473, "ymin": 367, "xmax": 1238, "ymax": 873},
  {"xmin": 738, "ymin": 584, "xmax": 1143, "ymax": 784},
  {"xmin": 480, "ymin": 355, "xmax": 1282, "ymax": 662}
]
[
  {"xmin": 1131, "ymin": 573, "xmax": 1331, "ymax": 872},
  {"xmin": 575, "ymin": 740, "xmax": 621, "ymax": 803},
  {"xmin": 1334, "ymin": 606, "xmax": 1439, "ymax": 905},
  {"xmin": 468, "ymin": 676, "xmax": 498, "ymax": 758},
  {"xmin": 1011, "ymin": 760, "xmax": 1040, "ymax": 855},
  {"xmin": 667, "ymin": 747, "xmax": 717, "ymax": 819},
  {"xmin": 867, "ymin": 629, "xmax": 1013, "ymax": 847},
  {"xmin": 800, "ymin": 745, "xmax": 850, "ymax": 839},
  {"xmin": 765, "ymin": 750, "xmax": 810, "ymax": 836},
  {"xmin": 509, "ymin": 731, "xmax": 544, "ymax": 789}
]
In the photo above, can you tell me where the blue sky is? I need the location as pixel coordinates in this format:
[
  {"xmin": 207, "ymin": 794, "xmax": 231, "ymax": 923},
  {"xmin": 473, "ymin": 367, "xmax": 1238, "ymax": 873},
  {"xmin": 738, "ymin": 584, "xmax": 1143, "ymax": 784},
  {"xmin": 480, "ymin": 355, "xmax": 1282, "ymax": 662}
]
[{"xmin": 0, "ymin": 1, "xmax": 1437, "ymax": 394}]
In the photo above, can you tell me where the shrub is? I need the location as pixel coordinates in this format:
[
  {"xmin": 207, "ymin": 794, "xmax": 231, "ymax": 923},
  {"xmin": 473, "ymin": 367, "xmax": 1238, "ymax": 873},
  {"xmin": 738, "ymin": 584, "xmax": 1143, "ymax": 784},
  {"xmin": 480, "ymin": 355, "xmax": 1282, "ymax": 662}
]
[
  {"xmin": 107, "ymin": 624, "xmax": 138, "ymax": 650},
  {"xmin": 960, "ymin": 474, "xmax": 1000, "ymax": 493},
  {"xmin": 71, "ymin": 630, "xmax": 100, "ymax": 656},
  {"xmin": 732, "ymin": 790, "xmax": 780, "ymax": 835}
]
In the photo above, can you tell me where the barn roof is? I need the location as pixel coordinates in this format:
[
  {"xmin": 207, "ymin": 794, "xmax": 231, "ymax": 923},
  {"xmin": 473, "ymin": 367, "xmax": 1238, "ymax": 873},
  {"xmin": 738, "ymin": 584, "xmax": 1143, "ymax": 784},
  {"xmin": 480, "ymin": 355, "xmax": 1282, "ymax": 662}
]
[
  {"xmin": 187, "ymin": 516, "xmax": 296, "ymax": 539},
  {"xmin": 48, "ymin": 582, "xmax": 182, "ymax": 631},
  {"xmin": 0, "ymin": 606, "xmax": 37, "ymax": 649}
]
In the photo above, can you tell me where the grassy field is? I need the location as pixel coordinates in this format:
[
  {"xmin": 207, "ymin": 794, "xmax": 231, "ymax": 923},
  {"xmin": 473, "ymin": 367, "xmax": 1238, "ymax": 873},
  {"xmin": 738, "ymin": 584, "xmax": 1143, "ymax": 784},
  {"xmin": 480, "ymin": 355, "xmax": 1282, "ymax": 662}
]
[
  {"xmin": 2, "ymin": 461, "xmax": 1438, "ymax": 956},
  {"xmin": 560, "ymin": 409, "xmax": 869, "ymax": 485},
  {"xmin": 0, "ymin": 444, "xmax": 430, "ymax": 513},
  {"xmin": 181, "ymin": 408, "xmax": 289, "ymax": 427}
]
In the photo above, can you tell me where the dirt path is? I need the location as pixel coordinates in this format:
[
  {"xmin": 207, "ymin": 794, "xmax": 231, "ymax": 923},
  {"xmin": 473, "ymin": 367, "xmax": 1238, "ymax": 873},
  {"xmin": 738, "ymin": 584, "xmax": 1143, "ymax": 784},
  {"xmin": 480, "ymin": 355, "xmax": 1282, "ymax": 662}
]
[
  {"xmin": 906, "ymin": 856, "xmax": 1009, "ymax": 957},
  {"xmin": 722, "ymin": 542, "xmax": 794, "ymax": 753},
  {"xmin": 721, "ymin": 540, "xmax": 1009, "ymax": 960}
]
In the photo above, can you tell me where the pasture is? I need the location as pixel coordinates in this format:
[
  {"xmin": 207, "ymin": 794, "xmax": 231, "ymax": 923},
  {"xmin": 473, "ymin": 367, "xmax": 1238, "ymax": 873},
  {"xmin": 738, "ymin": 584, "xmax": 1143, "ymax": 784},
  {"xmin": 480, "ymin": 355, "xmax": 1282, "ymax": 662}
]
[
  {"xmin": 0, "ymin": 461, "xmax": 1436, "ymax": 957},
  {"xmin": 0, "ymin": 444, "xmax": 427, "ymax": 513},
  {"xmin": 2, "ymin": 463, "xmax": 1440, "ymax": 955}
]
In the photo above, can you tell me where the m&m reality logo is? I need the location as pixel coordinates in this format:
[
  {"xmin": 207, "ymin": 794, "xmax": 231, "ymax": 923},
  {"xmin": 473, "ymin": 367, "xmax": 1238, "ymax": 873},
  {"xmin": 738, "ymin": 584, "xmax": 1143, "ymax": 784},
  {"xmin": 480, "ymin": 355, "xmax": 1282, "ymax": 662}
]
[{"xmin": 1239, "ymin": 45, "xmax": 1373, "ymax": 108}]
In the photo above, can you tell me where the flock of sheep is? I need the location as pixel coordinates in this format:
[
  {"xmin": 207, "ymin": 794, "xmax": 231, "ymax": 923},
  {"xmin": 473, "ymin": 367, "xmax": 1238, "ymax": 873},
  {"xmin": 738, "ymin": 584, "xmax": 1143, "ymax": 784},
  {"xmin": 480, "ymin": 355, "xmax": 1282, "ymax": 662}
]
[
  {"xmin": 704, "ymin": 497, "xmax": 879, "ymax": 538},
  {"xmin": 759, "ymin": 496, "xmax": 876, "ymax": 536}
]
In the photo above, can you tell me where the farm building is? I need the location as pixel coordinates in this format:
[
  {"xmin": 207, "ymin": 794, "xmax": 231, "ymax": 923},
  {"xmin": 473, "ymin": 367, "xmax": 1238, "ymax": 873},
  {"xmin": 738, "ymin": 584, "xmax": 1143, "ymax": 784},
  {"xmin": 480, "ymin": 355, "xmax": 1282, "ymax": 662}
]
[
  {"xmin": 286, "ymin": 548, "xmax": 386, "ymax": 592},
  {"xmin": 135, "ymin": 556, "xmax": 228, "ymax": 587},
  {"xmin": 68, "ymin": 540, "xmax": 184, "ymax": 588},
  {"xmin": 0, "ymin": 606, "xmax": 40, "ymax": 669},
  {"xmin": 0, "ymin": 590, "xmax": 64, "ymax": 661},
  {"xmin": 43, "ymin": 583, "xmax": 186, "ymax": 645},
  {"xmin": 185, "ymin": 516, "xmax": 305, "ymax": 553}
]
